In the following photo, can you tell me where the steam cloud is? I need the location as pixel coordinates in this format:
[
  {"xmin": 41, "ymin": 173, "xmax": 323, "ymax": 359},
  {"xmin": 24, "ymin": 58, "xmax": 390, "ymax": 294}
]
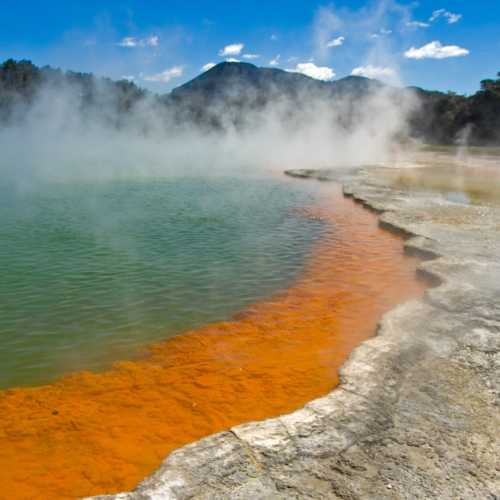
[{"xmin": 0, "ymin": 66, "xmax": 418, "ymax": 191}]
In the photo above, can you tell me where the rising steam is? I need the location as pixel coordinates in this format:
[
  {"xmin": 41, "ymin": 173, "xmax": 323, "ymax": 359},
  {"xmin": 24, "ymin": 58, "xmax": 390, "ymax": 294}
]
[{"xmin": 0, "ymin": 68, "xmax": 419, "ymax": 191}]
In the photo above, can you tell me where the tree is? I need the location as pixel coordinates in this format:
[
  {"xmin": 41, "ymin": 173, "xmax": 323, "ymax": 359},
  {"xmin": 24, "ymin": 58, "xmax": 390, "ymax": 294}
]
[{"xmin": 480, "ymin": 71, "xmax": 500, "ymax": 94}]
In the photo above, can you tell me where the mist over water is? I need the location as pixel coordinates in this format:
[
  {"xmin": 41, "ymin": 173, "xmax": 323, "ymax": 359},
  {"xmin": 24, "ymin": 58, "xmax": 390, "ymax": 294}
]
[
  {"xmin": 0, "ymin": 176, "xmax": 325, "ymax": 388},
  {"xmin": 0, "ymin": 62, "xmax": 417, "ymax": 190},
  {"xmin": 0, "ymin": 56, "xmax": 418, "ymax": 388}
]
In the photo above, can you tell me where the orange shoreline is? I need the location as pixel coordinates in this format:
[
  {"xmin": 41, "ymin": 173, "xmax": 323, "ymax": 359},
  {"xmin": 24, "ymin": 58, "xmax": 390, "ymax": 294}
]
[{"xmin": 0, "ymin": 183, "xmax": 428, "ymax": 500}]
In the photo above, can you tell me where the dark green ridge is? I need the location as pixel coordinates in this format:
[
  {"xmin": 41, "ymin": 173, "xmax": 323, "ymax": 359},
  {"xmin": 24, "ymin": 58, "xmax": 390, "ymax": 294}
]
[{"xmin": 1, "ymin": 59, "xmax": 500, "ymax": 145}]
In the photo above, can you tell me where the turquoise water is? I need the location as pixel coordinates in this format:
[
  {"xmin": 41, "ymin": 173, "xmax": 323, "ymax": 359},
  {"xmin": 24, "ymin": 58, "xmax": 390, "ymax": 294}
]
[{"xmin": 0, "ymin": 176, "xmax": 323, "ymax": 388}]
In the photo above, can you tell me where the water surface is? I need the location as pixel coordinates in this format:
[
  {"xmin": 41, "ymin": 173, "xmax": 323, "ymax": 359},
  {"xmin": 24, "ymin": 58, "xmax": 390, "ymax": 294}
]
[
  {"xmin": 0, "ymin": 184, "xmax": 428, "ymax": 500},
  {"xmin": 380, "ymin": 164, "xmax": 500, "ymax": 206},
  {"xmin": 0, "ymin": 176, "xmax": 323, "ymax": 387}
]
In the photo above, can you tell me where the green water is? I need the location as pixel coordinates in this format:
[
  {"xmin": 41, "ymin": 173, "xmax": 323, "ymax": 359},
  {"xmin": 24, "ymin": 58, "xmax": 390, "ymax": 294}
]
[{"xmin": 0, "ymin": 176, "xmax": 324, "ymax": 388}]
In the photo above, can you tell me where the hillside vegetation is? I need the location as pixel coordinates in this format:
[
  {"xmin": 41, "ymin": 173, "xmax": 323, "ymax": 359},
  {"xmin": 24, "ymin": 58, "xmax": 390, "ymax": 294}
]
[{"xmin": 1, "ymin": 59, "xmax": 499, "ymax": 145}]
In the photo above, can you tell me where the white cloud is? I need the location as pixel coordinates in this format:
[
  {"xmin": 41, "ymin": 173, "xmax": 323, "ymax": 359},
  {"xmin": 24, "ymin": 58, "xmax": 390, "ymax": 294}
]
[
  {"xmin": 326, "ymin": 36, "xmax": 345, "ymax": 48},
  {"xmin": 446, "ymin": 13, "xmax": 462, "ymax": 24},
  {"xmin": 121, "ymin": 75, "xmax": 135, "ymax": 81},
  {"xmin": 370, "ymin": 28, "xmax": 392, "ymax": 39},
  {"xmin": 143, "ymin": 66, "xmax": 184, "ymax": 83},
  {"xmin": 269, "ymin": 54, "xmax": 281, "ymax": 66},
  {"xmin": 404, "ymin": 41, "xmax": 469, "ymax": 59},
  {"xmin": 287, "ymin": 62, "xmax": 335, "ymax": 81},
  {"xmin": 242, "ymin": 53, "xmax": 260, "ymax": 60},
  {"xmin": 118, "ymin": 37, "xmax": 139, "ymax": 47},
  {"xmin": 201, "ymin": 62, "xmax": 216, "ymax": 72},
  {"xmin": 406, "ymin": 20, "xmax": 430, "ymax": 29},
  {"xmin": 429, "ymin": 9, "xmax": 462, "ymax": 24},
  {"xmin": 117, "ymin": 35, "xmax": 160, "ymax": 48},
  {"xmin": 225, "ymin": 58, "xmax": 240, "ymax": 63},
  {"xmin": 351, "ymin": 65, "xmax": 396, "ymax": 79},
  {"xmin": 145, "ymin": 35, "xmax": 159, "ymax": 47},
  {"xmin": 429, "ymin": 9, "xmax": 444, "ymax": 21},
  {"xmin": 218, "ymin": 43, "xmax": 244, "ymax": 56}
]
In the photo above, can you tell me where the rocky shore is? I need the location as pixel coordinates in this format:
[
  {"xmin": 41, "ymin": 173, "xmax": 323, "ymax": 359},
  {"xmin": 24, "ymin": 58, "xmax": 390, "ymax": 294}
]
[{"xmin": 90, "ymin": 165, "xmax": 500, "ymax": 499}]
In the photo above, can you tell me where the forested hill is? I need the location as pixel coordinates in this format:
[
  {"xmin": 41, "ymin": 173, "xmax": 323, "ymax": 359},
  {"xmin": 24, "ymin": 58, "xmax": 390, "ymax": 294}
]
[
  {"xmin": 1, "ymin": 58, "xmax": 500, "ymax": 145},
  {"xmin": 408, "ymin": 74, "xmax": 500, "ymax": 146},
  {"xmin": 0, "ymin": 59, "xmax": 146, "ymax": 125}
]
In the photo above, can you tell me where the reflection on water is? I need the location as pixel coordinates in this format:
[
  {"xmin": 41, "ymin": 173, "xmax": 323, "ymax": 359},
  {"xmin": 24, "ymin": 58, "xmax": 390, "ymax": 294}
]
[
  {"xmin": 381, "ymin": 164, "xmax": 500, "ymax": 206},
  {"xmin": 0, "ymin": 177, "xmax": 323, "ymax": 388}
]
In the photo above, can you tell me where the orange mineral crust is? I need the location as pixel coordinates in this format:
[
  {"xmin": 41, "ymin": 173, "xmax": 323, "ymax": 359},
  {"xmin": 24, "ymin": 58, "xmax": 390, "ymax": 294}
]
[{"xmin": 0, "ymin": 184, "xmax": 427, "ymax": 500}]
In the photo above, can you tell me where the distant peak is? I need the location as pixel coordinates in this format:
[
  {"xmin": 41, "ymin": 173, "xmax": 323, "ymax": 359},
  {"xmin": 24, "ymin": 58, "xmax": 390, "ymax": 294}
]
[
  {"xmin": 206, "ymin": 61, "xmax": 257, "ymax": 72},
  {"xmin": 338, "ymin": 75, "xmax": 372, "ymax": 82}
]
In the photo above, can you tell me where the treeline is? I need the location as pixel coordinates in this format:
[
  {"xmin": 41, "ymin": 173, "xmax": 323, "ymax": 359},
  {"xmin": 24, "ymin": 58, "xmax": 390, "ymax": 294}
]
[
  {"xmin": 0, "ymin": 59, "xmax": 147, "ymax": 126},
  {"xmin": 410, "ymin": 73, "xmax": 500, "ymax": 145},
  {"xmin": 1, "ymin": 58, "xmax": 500, "ymax": 145}
]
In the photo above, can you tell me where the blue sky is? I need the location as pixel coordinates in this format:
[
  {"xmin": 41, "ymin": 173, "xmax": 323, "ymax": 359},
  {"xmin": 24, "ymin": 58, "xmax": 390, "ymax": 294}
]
[{"xmin": 0, "ymin": 0, "xmax": 498, "ymax": 94}]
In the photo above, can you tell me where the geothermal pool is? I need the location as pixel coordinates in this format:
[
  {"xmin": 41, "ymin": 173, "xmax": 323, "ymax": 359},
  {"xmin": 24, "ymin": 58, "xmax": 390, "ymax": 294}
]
[
  {"xmin": 0, "ymin": 177, "xmax": 323, "ymax": 388},
  {"xmin": 381, "ymin": 164, "xmax": 500, "ymax": 206},
  {"xmin": 0, "ymin": 176, "xmax": 427, "ymax": 499}
]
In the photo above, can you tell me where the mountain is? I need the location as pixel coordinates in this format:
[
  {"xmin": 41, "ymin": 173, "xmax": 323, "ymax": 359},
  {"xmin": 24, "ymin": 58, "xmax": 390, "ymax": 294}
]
[
  {"xmin": 171, "ymin": 62, "xmax": 381, "ymax": 100},
  {"xmin": 165, "ymin": 61, "xmax": 385, "ymax": 130},
  {"xmin": 169, "ymin": 62, "xmax": 382, "ymax": 110},
  {"xmin": 172, "ymin": 62, "xmax": 323, "ymax": 98},
  {"xmin": 168, "ymin": 62, "xmax": 500, "ymax": 145},
  {"xmin": 1, "ymin": 59, "xmax": 500, "ymax": 145}
]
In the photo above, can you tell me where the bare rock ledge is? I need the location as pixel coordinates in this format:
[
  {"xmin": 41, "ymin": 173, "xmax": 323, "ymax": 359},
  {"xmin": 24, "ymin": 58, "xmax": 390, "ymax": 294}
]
[{"xmin": 89, "ymin": 168, "xmax": 500, "ymax": 499}]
